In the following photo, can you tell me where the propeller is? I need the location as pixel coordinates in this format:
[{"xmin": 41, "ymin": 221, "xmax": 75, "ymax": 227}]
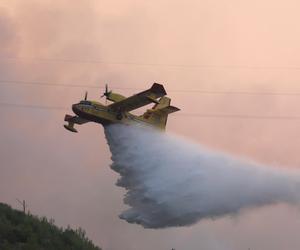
[
  {"xmin": 84, "ymin": 91, "xmax": 88, "ymax": 100},
  {"xmin": 101, "ymin": 84, "xmax": 112, "ymax": 104},
  {"xmin": 101, "ymin": 84, "xmax": 110, "ymax": 97}
]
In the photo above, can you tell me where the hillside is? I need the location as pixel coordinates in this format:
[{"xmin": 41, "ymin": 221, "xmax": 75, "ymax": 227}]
[{"xmin": 0, "ymin": 203, "xmax": 101, "ymax": 250}]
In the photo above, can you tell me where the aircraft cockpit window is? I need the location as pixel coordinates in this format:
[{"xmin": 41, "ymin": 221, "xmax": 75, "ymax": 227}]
[{"xmin": 80, "ymin": 101, "xmax": 91, "ymax": 105}]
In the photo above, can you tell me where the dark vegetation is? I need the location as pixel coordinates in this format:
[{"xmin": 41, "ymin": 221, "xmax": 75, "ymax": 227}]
[{"xmin": 0, "ymin": 203, "xmax": 101, "ymax": 250}]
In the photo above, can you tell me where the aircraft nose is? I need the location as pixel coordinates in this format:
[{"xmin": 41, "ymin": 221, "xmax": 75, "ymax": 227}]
[{"xmin": 72, "ymin": 104, "xmax": 79, "ymax": 114}]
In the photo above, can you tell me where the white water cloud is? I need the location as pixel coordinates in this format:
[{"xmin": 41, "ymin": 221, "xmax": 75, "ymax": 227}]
[{"xmin": 104, "ymin": 124, "xmax": 300, "ymax": 228}]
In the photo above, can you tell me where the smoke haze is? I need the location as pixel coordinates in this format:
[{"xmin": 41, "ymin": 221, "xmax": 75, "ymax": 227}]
[
  {"xmin": 2, "ymin": 1, "xmax": 300, "ymax": 249},
  {"xmin": 105, "ymin": 124, "xmax": 300, "ymax": 228}
]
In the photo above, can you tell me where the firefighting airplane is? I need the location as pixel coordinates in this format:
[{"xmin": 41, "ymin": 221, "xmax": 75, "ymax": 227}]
[{"xmin": 64, "ymin": 83, "xmax": 180, "ymax": 132}]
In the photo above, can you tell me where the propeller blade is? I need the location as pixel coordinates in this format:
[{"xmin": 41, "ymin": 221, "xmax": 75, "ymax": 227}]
[
  {"xmin": 84, "ymin": 91, "xmax": 88, "ymax": 100},
  {"xmin": 101, "ymin": 84, "xmax": 110, "ymax": 98}
]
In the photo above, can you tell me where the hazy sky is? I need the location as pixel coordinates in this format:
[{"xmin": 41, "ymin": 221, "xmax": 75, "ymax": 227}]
[{"xmin": 1, "ymin": 1, "xmax": 300, "ymax": 249}]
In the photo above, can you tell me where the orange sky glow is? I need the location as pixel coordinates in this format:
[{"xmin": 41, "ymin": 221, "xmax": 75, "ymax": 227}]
[{"xmin": 1, "ymin": 1, "xmax": 300, "ymax": 249}]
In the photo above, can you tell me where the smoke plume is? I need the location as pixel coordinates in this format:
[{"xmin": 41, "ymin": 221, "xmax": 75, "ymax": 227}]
[{"xmin": 104, "ymin": 124, "xmax": 300, "ymax": 229}]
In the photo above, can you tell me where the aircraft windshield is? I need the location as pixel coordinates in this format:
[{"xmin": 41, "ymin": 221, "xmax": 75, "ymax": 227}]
[{"xmin": 80, "ymin": 100, "xmax": 91, "ymax": 105}]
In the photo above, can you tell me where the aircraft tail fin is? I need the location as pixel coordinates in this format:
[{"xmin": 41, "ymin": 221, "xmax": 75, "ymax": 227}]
[{"xmin": 141, "ymin": 97, "xmax": 180, "ymax": 130}]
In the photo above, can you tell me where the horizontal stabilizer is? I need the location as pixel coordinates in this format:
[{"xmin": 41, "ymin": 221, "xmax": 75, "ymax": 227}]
[
  {"xmin": 156, "ymin": 105, "xmax": 180, "ymax": 114},
  {"xmin": 147, "ymin": 96, "xmax": 160, "ymax": 104}
]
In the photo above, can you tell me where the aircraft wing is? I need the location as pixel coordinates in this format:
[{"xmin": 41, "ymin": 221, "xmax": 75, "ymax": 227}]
[
  {"xmin": 108, "ymin": 83, "xmax": 167, "ymax": 112},
  {"xmin": 64, "ymin": 114, "xmax": 89, "ymax": 124}
]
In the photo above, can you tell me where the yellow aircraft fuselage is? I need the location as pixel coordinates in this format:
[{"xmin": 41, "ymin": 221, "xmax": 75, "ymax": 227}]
[{"xmin": 72, "ymin": 100, "xmax": 158, "ymax": 128}]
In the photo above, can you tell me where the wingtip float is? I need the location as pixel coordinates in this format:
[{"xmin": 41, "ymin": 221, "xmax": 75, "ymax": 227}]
[{"xmin": 64, "ymin": 83, "xmax": 180, "ymax": 132}]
